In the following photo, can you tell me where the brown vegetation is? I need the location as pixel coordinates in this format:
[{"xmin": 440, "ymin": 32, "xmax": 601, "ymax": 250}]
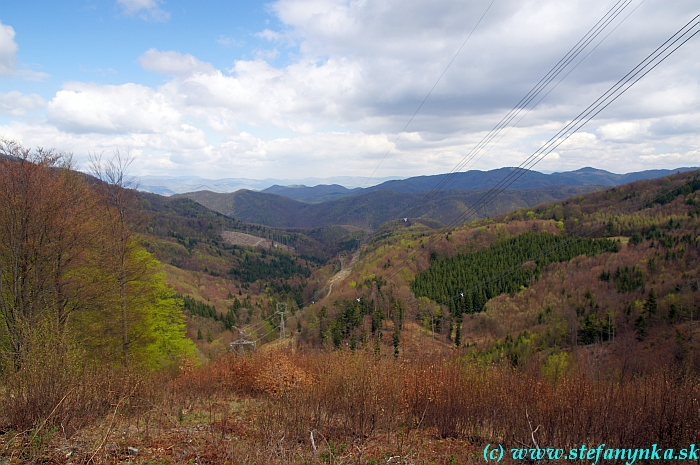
[
  {"xmin": 3, "ymin": 141, "xmax": 699, "ymax": 464},
  {"xmin": 3, "ymin": 347, "xmax": 697, "ymax": 464}
]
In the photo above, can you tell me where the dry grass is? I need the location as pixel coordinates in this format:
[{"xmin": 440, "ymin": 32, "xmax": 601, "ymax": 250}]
[{"xmin": 2, "ymin": 347, "xmax": 698, "ymax": 464}]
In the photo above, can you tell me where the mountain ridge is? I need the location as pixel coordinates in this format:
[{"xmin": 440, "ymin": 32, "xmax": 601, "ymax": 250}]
[
  {"xmin": 176, "ymin": 167, "xmax": 695, "ymax": 229},
  {"xmin": 179, "ymin": 184, "xmax": 604, "ymax": 229},
  {"xmin": 219, "ymin": 167, "xmax": 696, "ymax": 204}
]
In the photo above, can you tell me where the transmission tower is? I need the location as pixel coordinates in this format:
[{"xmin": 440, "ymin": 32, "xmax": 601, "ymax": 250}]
[
  {"xmin": 277, "ymin": 303, "xmax": 287, "ymax": 339},
  {"xmin": 229, "ymin": 325, "xmax": 256, "ymax": 354}
]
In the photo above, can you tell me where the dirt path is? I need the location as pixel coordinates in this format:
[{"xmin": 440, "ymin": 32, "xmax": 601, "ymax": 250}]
[{"xmin": 325, "ymin": 250, "xmax": 360, "ymax": 299}]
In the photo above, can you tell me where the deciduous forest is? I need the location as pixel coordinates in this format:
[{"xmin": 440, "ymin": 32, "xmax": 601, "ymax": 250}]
[{"xmin": 1, "ymin": 140, "xmax": 700, "ymax": 464}]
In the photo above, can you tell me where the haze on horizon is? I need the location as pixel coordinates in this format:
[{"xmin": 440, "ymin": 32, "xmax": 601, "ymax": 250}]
[{"xmin": 0, "ymin": 0, "xmax": 698, "ymax": 180}]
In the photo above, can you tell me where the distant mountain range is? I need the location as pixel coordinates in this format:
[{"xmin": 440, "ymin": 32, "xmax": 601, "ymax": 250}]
[
  {"xmin": 136, "ymin": 175, "xmax": 399, "ymax": 196},
  {"xmin": 180, "ymin": 185, "xmax": 604, "ymax": 229},
  {"xmin": 174, "ymin": 167, "xmax": 696, "ymax": 230},
  {"xmin": 261, "ymin": 184, "xmax": 361, "ymax": 203},
  {"xmin": 260, "ymin": 167, "xmax": 694, "ymax": 202}
]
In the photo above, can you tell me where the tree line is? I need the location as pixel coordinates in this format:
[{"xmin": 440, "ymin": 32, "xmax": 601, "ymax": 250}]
[
  {"xmin": 0, "ymin": 140, "xmax": 195, "ymax": 372},
  {"xmin": 412, "ymin": 231, "xmax": 620, "ymax": 316}
]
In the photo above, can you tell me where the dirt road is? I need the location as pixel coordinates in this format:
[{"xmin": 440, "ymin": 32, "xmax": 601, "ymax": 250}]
[{"xmin": 325, "ymin": 250, "xmax": 360, "ymax": 299}]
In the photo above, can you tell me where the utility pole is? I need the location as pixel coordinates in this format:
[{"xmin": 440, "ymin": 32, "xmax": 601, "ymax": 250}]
[
  {"xmin": 277, "ymin": 302, "xmax": 287, "ymax": 339},
  {"xmin": 229, "ymin": 325, "xmax": 256, "ymax": 355}
]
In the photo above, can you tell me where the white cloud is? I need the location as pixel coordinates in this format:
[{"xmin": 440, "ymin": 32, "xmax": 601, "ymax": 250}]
[
  {"xmin": 79, "ymin": 64, "xmax": 118, "ymax": 76},
  {"xmin": 0, "ymin": 91, "xmax": 45, "ymax": 116},
  {"xmin": 254, "ymin": 48, "xmax": 280, "ymax": 61},
  {"xmin": 598, "ymin": 122, "xmax": 649, "ymax": 141},
  {"xmin": 3, "ymin": 0, "xmax": 700, "ymax": 180},
  {"xmin": 152, "ymin": 55, "xmax": 363, "ymax": 131},
  {"xmin": 0, "ymin": 22, "xmax": 18, "ymax": 76},
  {"xmin": 47, "ymin": 82, "xmax": 180, "ymax": 134},
  {"xmin": 15, "ymin": 69, "xmax": 50, "ymax": 81},
  {"xmin": 640, "ymin": 149, "xmax": 700, "ymax": 162},
  {"xmin": 0, "ymin": 21, "xmax": 49, "ymax": 80},
  {"xmin": 116, "ymin": 0, "xmax": 170, "ymax": 21},
  {"xmin": 138, "ymin": 49, "xmax": 215, "ymax": 76},
  {"xmin": 558, "ymin": 132, "xmax": 599, "ymax": 149},
  {"xmin": 256, "ymin": 29, "xmax": 285, "ymax": 42}
]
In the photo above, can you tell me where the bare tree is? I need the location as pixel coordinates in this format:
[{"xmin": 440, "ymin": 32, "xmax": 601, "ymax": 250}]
[
  {"xmin": 0, "ymin": 139, "xmax": 97, "ymax": 366},
  {"xmin": 89, "ymin": 149, "xmax": 142, "ymax": 366}
]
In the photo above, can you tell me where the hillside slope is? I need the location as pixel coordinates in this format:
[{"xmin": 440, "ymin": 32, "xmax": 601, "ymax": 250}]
[
  {"xmin": 364, "ymin": 166, "xmax": 696, "ymax": 194},
  {"xmin": 294, "ymin": 170, "xmax": 700, "ymax": 375},
  {"xmin": 247, "ymin": 167, "xmax": 696, "ymax": 203},
  {"xmin": 181, "ymin": 185, "xmax": 602, "ymax": 229}
]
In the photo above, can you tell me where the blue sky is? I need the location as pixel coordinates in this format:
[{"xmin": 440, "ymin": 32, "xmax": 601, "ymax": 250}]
[
  {"xmin": 0, "ymin": 0, "xmax": 699, "ymax": 180},
  {"xmin": 1, "ymin": 1, "xmax": 280, "ymax": 93}
]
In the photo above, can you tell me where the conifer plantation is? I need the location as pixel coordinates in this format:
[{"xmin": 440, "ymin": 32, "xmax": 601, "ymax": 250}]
[{"xmin": 1, "ymin": 140, "xmax": 700, "ymax": 463}]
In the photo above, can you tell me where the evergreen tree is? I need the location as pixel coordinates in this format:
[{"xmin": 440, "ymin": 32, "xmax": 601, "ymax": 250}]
[
  {"xmin": 374, "ymin": 332, "xmax": 381, "ymax": 356},
  {"xmin": 392, "ymin": 325, "xmax": 400, "ymax": 358},
  {"xmin": 636, "ymin": 314, "xmax": 647, "ymax": 340},
  {"xmin": 455, "ymin": 320, "xmax": 462, "ymax": 347},
  {"xmin": 644, "ymin": 289, "xmax": 658, "ymax": 315},
  {"xmin": 413, "ymin": 231, "xmax": 618, "ymax": 316}
]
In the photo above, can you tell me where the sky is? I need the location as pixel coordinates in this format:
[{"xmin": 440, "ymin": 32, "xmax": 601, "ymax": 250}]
[{"xmin": 0, "ymin": 0, "xmax": 698, "ymax": 181}]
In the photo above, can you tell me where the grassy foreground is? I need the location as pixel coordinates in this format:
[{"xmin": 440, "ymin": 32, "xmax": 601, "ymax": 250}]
[{"xmin": 2, "ymin": 343, "xmax": 698, "ymax": 464}]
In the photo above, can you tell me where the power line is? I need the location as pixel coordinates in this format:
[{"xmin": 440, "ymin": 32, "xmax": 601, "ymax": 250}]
[
  {"xmin": 240, "ymin": 309, "xmax": 282, "ymax": 334},
  {"xmin": 357, "ymin": 0, "xmax": 637, "ymax": 233},
  {"xmin": 432, "ymin": 169, "xmax": 700, "ymax": 310},
  {"xmin": 400, "ymin": 0, "xmax": 638, "ymax": 219},
  {"xmin": 462, "ymin": 0, "xmax": 647, "ymax": 176},
  {"xmin": 450, "ymin": 14, "xmax": 700, "ymax": 229},
  {"xmin": 253, "ymin": 11, "xmax": 699, "ymax": 348},
  {"xmin": 382, "ymin": 15, "xmax": 700, "ymax": 285},
  {"xmin": 361, "ymin": 0, "xmax": 496, "ymax": 189}
]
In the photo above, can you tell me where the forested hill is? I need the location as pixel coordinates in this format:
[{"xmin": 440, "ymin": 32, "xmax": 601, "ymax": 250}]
[
  {"xmin": 363, "ymin": 166, "xmax": 696, "ymax": 194},
  {"xmin": 180, "ymin": 185, "xmax": 602, "ymax": 229},
  {"xmin": 412, "ymin": 231, "xmax": 620, "ymax": 316},
  {"xmin": 262, "ymin": 183, "xmax": 361, "ymax": 203},
  {"xmin": 295, "ymin": 169, "xmax": 700, "ymax": 373},
  {"xmin": 138, "ymin": 191, "xmax": 369, "ymax": 264}
]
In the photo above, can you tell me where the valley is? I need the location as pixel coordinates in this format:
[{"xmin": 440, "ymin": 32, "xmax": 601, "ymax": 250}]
[
  {"xmin": 2, "ymin": 2, "xmax": 699, "ymax": 463},
  {"xmin": 2, "ymin": 150, "xmax": 699, "ymax": 464}
]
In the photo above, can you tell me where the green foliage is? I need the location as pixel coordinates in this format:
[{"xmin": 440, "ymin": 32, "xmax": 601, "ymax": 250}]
[
  {"xmin": 613, "ymin": 266, "xmax": 645, "ymax": 293},
  {"xmin": 636, "ymin": 314, "xmax": 648, "ymax": 340},
  {"xmin": 454, "ymin": 321, "xmax": 461, "ymax": 347},
  {"xmin": 228, "ymin": 250, "xmax": 310, "ymax": 283},
  {"xmin": 392, "ymin": 324, "xmax": 400, "ymax": 358},
  {"xmin": 413, "ymin": 231, "xmax": 619, "ymax": 316},
  {"xmin": 182, "ymin": 295, "xmax": 219, "ymax": 320},
  {"xmin": 578, "ymin": 313, "xmax": 613, "ymax": 345},
  {"xmin": 222, "ymin": 297, "xmax": 242, "ymax": 330},
  {"xmin": 135, "ymin": 263, "xmax": 197, "ymax": 370},
  {"xmin": 629, "ymin": 232, "xmax": 643, "ymax": 245},
  {"xmin": 542, "ymin": 352, "xmax": 572, "ymax": 383},
  {"xmin": 326, "ymin": 297, "xmax": 375, "ymax": 338},
  {"xmin": 479, "ymin": 332, "xmax": 536, "ymax": 366},
  {"xmin": 644, "ymin": 289, "xmax": 658, "ymax": 315},
  {"xmin": 70, "ymin": 247, "xmax": 196, "ymax": 370},
  {"xmin": 648, "ymin": 176, "xmax": 700, "ymax": 207},
  {"xmin": 266, "ymin": 281, "xmax": 306, "ymax": 308}
]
